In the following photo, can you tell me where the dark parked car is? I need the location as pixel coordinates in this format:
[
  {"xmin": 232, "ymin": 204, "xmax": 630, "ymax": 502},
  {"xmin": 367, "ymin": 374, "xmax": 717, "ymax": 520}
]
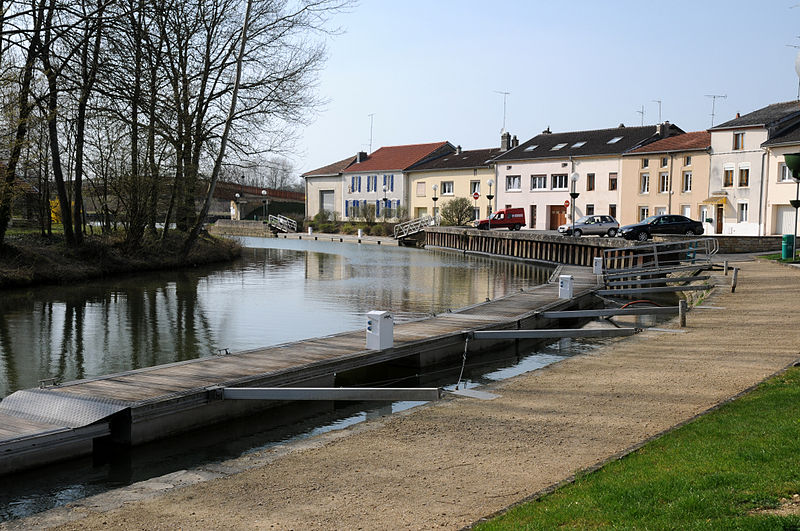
[
  {"xmin": 558, "ymin": 215, "xmax": 619, "ymax": 237},
  {"xmin": 618, "ymin": 214, "xmax": 704, "ymax": 241}
]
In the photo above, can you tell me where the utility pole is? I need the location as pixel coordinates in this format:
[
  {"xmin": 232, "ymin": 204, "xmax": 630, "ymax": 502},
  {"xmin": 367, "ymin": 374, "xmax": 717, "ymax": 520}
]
[
  {"xmin": 652, "ymin": 100, "xmax": 662, "ymax": 122},
  {"xmin": 705, "ymin": 94, "xmax": 727, "ymax": 127},
  {"xmin": 368, "ymin": 113, "xmax": 375, "ymax": 153},
  {"xmin": 636, "ymin": 105, "xmax": 644, "ymax": 126},
  {"xmin": 494, "ymin": 90, "xmax": 510, "ymax": 132}
]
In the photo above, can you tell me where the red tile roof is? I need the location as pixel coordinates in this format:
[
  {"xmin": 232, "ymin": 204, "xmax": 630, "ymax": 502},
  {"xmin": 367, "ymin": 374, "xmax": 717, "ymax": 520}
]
[
  {"xmin": 302, "ymin": 156, "xmax": 357, "ymax": 178},
  {"xmin": 343, "ymin": 142, "xmax": 452, "ymax": 173},
  {"xmin": 627, "ymin": 131, "xmax": 711, "ymax": 154}
]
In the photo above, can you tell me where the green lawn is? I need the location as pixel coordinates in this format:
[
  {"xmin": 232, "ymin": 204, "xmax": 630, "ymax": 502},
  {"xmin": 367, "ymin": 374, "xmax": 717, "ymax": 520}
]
[{"xmin": 476, "ymin": 368, "xmax": 800, "ymax": 530}]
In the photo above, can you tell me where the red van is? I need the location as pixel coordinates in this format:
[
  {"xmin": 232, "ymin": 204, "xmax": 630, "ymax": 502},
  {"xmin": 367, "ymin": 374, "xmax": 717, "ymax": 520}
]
[{"xmin": 475, "ymin": 208, "xmax": 526, "ymax": 231}]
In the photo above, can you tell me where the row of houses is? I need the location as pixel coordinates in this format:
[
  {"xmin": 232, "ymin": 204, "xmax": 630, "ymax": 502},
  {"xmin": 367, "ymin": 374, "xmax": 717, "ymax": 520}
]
[{"xmin": 303, "ymin": 100, "xmax": 800, "ymax": 236}]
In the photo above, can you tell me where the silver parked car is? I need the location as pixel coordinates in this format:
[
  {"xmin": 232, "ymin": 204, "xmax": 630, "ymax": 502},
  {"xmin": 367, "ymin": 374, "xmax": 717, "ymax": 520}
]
[{"xmin": 558, "ymin": 215, "xmax": 619, "ymax": 237}]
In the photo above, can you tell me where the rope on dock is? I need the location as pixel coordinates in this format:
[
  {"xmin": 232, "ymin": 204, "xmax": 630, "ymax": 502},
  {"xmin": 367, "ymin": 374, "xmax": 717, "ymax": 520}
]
[{"xmin": 455, "ymin": 335, "xmax": 470, "ymax": 390}]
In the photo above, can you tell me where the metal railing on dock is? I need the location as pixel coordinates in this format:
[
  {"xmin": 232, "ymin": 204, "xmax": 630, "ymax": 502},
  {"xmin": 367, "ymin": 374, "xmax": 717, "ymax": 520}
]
[
  {"xmin": 394, "ymin": 215, "xmax": 435, "ymax": 239},
  {"xmin": 268, "ymin": 214, "xmax": 297, "ymax": 233}
]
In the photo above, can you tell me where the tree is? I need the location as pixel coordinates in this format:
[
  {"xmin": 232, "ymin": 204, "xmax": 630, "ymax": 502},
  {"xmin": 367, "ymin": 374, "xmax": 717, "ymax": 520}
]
[{"xmin": 440, "ymin": 197, "xmax": 474, "ymax": 226}]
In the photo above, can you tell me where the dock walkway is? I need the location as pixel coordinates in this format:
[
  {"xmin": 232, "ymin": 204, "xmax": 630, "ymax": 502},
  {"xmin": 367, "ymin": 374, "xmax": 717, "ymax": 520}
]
[
  {"xmin": 0, "ymin": 266, "xmax": 600, "ymax": 474},
  {"xmin": 15, "ymin": 258, "xmax": 800, "ymax": 530}
]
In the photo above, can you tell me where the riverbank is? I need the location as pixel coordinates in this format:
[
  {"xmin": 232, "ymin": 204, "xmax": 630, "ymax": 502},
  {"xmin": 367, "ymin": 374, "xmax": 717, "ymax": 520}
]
[
  {"xmin": 11, "ymin": 256, "xmax": 798, "ymax": 529},
  {"xmin": 0, "ymin": 232, "xmax": 241, "ymax": 289}
]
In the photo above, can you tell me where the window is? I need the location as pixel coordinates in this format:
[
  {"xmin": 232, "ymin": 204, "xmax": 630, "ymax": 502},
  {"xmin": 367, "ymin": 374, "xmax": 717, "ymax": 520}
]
[
  {"xmin": 531, "ymin": 174, "xmax": 547, "ymax": 189},
  {"xmin": 642, "ymin": 158, "xmax": 649, "ymax": 168},
  {"xmin": 609, "ymin": 204, "xmax": 617, "ymax": 218},
  {"xmin": 350, "ymin": 175, "xmax": 361, "ymax": 193},
  {"xmin": 506, "ymin": 175, "xmax": 521, "ymax": 191},
  {"xmin": 552, "ymin": 174, "xmax": 568, "ymax": 189},
  {"xmin": 700, "ymin": 205, "xmax": 709, "ymax": 223},
  {"xmin": 523, "ymin": 144, "xmax": 538, "ymax": 152},
  {"xmin": 608, "ymin": 172, "xmax": 618, "ymax": 191},
  {"xmin": 416, "ymin": 182, "xmax": 426, "ymax": 197},
  {"xmin": 738, "ymin": 202, "xmax": 748, "ymax": 222},
  {"xmin": 682, "ymin": 171, "xmax": 692, "ymax": 192},
  {"xmin": 655, "ymin": 207, "xmax": 666, "ymax": 216},
  {"xmin": 586, "ymin": 173, "xmax": 595, "ymax": 191},
  {"xmin": 661, "ymin": 157, "xmax": 669, "ymax": 168},
  {"xmin": 739, "ymin": 168, "xmax": 750, "ymax": 187},
  {"xmin": 723, "ymin": 168, "xmax": 734, "ymax": 187},
  {"xmin": 472, "ymin": 207, "xmax": 480, "ymax": 220},
  {"xmin": 382, "ymin": 174, "xmax": 395, "ymax": 192},
  {"xmin": 684, "ymin": 155, "xmax": 692, "ymax": 166},
  {"xmin": 640, "ymin": 173, "xmax": 650, "ymax": 194},
  {"xmin": 441, "ymin": 181, "xmax": 454, "ymax": 195},
  {"xmin": 530, "ymin": 205, "xmax": 537, "ymax": 227},
  {"xmin": 682, "ymin": 205, "xmax": 691, "ymax": 218},
  {"xmin": 571, "ymin": 141, "xmax": 586, "ymax": 148},
  {"xmin": 780, "ymin": 163, "xmax": 795, "ymax": 182},
  {"xmin": 608, "ymin": 136, "xmax": 623, "ymax": 144},
  {"xmin": 551, "ymin": 143, "xmax": 568, "ymax": 151},
  {"xmin": 733, "ymin": 132, "xmax": 744, "ymax": 150},
  {"xmin": 639, "ymin": 206, "xmax": 649, "ymax": 221},
  {"xmin": 586, "ymin": 204, "xmax": 595, "ymax": 215},
  {"xmin": 470, "ymin": 180, "xmax": 480, "ymax": 194},
  {"xmin": 659, "ymin": 172, "xmax": 670, "ymax": 193}
]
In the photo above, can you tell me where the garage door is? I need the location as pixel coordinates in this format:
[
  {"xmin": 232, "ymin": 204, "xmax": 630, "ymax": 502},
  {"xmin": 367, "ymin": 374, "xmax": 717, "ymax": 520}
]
[
  {"xmin": 319, "ymin": 190, "xmax": 335, "ymax": 215},
  {"xmin": 775, "ymin": 206, "xmax": 795, "ymax": 234}
]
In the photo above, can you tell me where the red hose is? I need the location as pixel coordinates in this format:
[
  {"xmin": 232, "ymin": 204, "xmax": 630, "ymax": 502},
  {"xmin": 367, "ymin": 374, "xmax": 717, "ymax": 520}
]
[{"xmin": 620, "ymin": 299, "xmax": 663, "ymax": 309}]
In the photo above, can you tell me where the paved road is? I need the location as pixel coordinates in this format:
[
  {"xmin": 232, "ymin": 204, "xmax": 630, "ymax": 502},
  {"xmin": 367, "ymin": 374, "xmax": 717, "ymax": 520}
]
[{"xmin": 10, "ymin": 258, "xmax": 800, "ymax": 530}]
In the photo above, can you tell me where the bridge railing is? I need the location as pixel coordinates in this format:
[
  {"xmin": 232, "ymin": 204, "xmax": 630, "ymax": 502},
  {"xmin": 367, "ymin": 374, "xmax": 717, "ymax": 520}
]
[
  {"xmin": 394, "ymin": 215, "xmax": 435, "ymax": 239},
  {"xmin": 268, "ymin": 214, "xmax": 297, "ymax": 233}
]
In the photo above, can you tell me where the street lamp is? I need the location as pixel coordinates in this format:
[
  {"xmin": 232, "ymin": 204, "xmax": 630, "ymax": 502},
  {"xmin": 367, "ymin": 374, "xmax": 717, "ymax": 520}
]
[
  {"xmin": 570, "ymin": 173, "xmax": 580, "ymax": 237},
  {"xmin": 234, "ymin": 192, "xmax": 241, "ymax": 220},
  {"xmin": 487, "ymin": 179, "xmax": 494, "ymax": 229},
  {"xmin": 382, "ymin": 184, "xmax": 388, "ymax": 219},
  {"xmin": 432, "ymin": 184, "xmax": 438, "ymax": 221},
  {"xmin": 261, "ymin": 189, "xmax": 268, "ymax": 221},
  {"xmin": 782, "ymin": 153, "xmax": 800, "ymax": 261}
]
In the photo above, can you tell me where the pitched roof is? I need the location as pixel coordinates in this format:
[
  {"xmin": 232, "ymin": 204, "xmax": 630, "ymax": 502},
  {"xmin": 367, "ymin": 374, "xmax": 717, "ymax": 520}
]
[
  {"xmin": 343, "ymin": 142, "xmax": 452, "ymax": 173},
  {"xmin": 626, "ymin": 131, "xmax": 711, "ymax": 155},
  {"xmin": 762, "ymin": 120, "xmax": 800, "ymax": 146},
  {"xmin": 408, "ymin": 147, "xmax": 501, "ymax": 171},
  {"xmin": 493, "ymin": 124, "xmax": 683, "ymax": 162},
  {"xmin": 302, "ymin": 156, "xmax": 357, "ymax": 178},
  {"xmin": 712, "ymin": 100, "xmax": 800, "ymax": 130}
]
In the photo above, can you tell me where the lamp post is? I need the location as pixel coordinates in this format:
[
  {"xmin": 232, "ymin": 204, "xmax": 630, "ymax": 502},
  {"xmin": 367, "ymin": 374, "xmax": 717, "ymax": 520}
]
[
  {"xmin": 569, "ymin": 172, "xmax": 580, "ymax": 237},
  {"xmin": 382, "ymin": 184, "xmax": 388, "ymax": 219},
  {"xmin": 487, "ymin": 179, "xmax": 494, "ymax": 229},
  {"xmin": 432, "ymin": 184, "xmax": 438, "ymax": 221},
  {"xmin": 261, "ymin": 189, "xmax": 268, "ymax": 221},
  {"xmin": 783, "ymin": 153, "xmax": 800, "ymax": 261},
  {"xmin": 234, "ymin": 192, "xmax": 241, "ymax": 220}
]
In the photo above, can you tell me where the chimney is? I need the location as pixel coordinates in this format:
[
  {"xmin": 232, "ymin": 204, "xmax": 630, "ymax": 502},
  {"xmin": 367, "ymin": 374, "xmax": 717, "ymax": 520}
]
[
  {"xmin": 511, "ymin": 135, "xmax": 519, "ymax": 148},
  {"xmin": 456, "ymin": 145, "xmax": 462, "ymax": 155},
  {"xmin": 618, "ymin": 123, "xmax": 625, "ymax": 128},
  {"xmin": 736, "ymin": 112, "xmax": 740, "ymax": 118},
  {"xmin": 501, "ymin": 131, "xmax": 511, "ymax": 151},
  {"xmin": 356, "ymin": 151, "xmax": 367, "ymax": 163}
]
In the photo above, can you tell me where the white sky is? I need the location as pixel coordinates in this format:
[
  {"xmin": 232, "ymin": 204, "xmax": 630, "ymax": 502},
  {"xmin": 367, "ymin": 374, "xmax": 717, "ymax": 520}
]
[{"xmin": 292, "ymin": 0, "xmax": 800, "ymax": 175}]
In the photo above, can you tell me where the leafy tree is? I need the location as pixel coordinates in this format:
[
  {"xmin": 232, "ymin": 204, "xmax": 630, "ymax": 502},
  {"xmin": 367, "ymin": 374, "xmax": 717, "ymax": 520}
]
[{"xmin": 440, "ymin": 197, "xmax": 473, "ymax": 226}]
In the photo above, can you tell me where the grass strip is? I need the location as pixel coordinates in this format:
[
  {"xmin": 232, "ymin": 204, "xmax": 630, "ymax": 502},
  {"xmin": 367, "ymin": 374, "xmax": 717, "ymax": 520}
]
[{"xmin": 476, "ymin": 367, "xmax": 800, "ymax": 530}]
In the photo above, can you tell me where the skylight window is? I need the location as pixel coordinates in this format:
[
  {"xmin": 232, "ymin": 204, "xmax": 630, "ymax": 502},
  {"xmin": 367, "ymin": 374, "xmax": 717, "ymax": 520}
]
[
  {"xmin": 607, "ymin": 136, "xmax": 623, "ymax": 144},
  {"xmin": 571, "ymin": 141, "xmax": 586, "ymax": 148},
  {"xmin": 551, "ymin": 143, "xmax": 567, "ymax": 151},
  {"xmin": 524, "ymin": 145, "xmax": 538, "ymax": 152}
]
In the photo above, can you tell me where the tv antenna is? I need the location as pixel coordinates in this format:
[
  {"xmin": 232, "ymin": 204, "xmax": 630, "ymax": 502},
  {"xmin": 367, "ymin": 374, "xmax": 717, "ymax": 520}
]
[
  {"xmin": 636, "ymin": 105, "xmax": 644, "ymax": 126},
  {"xmin": 705, "ymin": 94, "xmax": 727, "ymax": 127},
  {"xmin": 494, "ymin": 90, "xmax": 510, "ymax": 132},
  {"xmin": 652, "ymin": 100, "xmax": 662, "ymax": 122},
  {"xmin": 367, "ymin": 113, "xmax": 375, "ymax": 153},
  {"xmin": 787, "ymin": 43, "xmax": 800, "ymax": 99}
]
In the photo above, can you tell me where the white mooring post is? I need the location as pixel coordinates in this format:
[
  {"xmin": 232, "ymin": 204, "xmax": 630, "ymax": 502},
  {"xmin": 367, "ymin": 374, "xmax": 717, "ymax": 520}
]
[
  {"xmin": 593, "ymin": 257, "xmax": 603, "ymax": 275},
  {"xmin": 558, "ymin": 275, "xmax": 574, "ymax": 299},
  {"xmin": 366, "ymin": 310, "xmax": 394, "ymax": 350},
  {"xmin": 307, "ymin": 227, "xmax": 312, "ymax": 235}
]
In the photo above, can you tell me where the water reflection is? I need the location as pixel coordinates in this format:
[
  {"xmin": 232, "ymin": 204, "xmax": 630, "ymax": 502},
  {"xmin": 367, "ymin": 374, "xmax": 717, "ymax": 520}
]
[{"xmin": 0, "ymin": 238, "xmax": 552, "ymax": 398}]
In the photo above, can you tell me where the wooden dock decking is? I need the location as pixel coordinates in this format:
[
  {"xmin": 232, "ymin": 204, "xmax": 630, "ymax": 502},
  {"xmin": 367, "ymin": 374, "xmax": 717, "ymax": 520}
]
[{"xmin": 0, "ymin": 266, "xmax": 601, "ymax": 475}]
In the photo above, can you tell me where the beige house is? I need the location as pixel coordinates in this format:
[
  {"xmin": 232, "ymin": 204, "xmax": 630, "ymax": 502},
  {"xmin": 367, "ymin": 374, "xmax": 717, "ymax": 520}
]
[
  {"xmin": 406, "ymin": 146, "xmax": 501, "ymax": 220},
  {"xmin": 620, "ymin": 131, "xmax": 711, "ymax": 227},
  {"xmin": 302, "ymin": 156, "xmax": 356, "ymax": 219},
  {"xmin": 762, "ymin": 124, "xmax": 800, "ymax": 235}
]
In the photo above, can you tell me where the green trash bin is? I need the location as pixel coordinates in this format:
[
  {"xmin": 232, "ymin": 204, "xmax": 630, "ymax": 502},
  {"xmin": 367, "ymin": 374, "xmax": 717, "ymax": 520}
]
[{"xmin": 782, "ymin": 234, "xmax": 794, "ymax": 259}]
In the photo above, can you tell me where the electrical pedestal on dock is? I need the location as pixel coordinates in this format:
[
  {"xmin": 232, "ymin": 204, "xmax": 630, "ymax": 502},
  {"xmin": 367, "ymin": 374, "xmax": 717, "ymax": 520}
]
[
  {"xmin": 558, "ymin": 275, "xmax": 574, "ymax": 299},
  {"xmin": 366, "ymin": 310, "xmax": 394, "ymax": 350}
]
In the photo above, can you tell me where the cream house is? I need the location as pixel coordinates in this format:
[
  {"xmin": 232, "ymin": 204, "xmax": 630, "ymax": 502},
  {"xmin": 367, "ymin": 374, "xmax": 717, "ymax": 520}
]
[
  {"xmin": 406, "ymin": 146, "xmax": 501, "ymax": 220},
  {"xmin": 708, "ymin": 101, "xmax": 800, "ymax": 235},
  {"xmin": 302, "ymin": 155, "xmax": 356, "ymax": 219},
  {"xmin": 492, "ymin": 124, "xmax": 682, "ymax": 230},
  {"xmin": 620, "ymin": 131, "xmax": 711, "ymax": 228},
  {"xmin": 762, "ymin": 123, "xmax": 800, "ymax": 235}
]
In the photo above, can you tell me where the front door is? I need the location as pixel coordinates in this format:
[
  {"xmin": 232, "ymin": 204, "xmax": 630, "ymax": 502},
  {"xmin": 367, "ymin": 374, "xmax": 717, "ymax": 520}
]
[
  {"xmin": 715, "ymin": 204, "xmax": 724, "ymax": 234},
  {"xmin": 549, "ymin": 205, "xmax": 567, "ymax": 229}
]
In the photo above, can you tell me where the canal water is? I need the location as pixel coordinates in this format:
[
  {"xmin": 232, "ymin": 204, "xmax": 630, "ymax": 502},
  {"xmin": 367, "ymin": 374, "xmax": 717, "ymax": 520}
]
[{"xmin": 0, "ymin": 237, "xmax": 552, "ymax": 398}]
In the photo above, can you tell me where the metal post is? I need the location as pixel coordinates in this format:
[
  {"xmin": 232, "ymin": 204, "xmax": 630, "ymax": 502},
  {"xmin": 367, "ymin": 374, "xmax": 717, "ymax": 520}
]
[
  {"xmin": 731, "ymin": 267, "xmax": 739, "ymax": 293},
  {"xmin": 679, "ymin": 300, "xmax": 687, "ymax": 328},
  {"xmin": 723, "ymin": 260, "xmax": 729, "ymax": 275},
  {"xmin": 793, "ymin": 179, "xmax": 799, "ymax": 261}
]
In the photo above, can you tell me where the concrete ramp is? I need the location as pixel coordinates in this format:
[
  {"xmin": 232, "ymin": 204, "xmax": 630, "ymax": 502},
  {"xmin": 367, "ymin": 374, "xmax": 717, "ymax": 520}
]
[{"xmin": 0, "ymin": 389, "xmax": 129, "ymax": 429}]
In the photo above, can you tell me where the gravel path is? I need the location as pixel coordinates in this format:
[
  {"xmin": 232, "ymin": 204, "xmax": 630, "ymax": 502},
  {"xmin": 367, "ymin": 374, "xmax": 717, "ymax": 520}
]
[{"xmin": 10, "ymin": 258, "xmax": 800, "ymax": 530}]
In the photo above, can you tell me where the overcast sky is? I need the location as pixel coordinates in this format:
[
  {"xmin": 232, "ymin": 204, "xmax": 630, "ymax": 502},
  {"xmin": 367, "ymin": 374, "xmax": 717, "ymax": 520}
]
[{"xmin": 292, "ymin": 1, "xmax": 800, "ymax": 175}]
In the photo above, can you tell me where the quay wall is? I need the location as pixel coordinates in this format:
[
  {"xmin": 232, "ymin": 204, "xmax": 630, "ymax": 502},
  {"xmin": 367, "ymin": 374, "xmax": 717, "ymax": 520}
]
[
  {"xmin": 652, "ymin": 234, "xmax": 781, "ymax": 254},
  {"xmin": 208, "ymin": 219, "xmax": 275, "ymax": 238}
]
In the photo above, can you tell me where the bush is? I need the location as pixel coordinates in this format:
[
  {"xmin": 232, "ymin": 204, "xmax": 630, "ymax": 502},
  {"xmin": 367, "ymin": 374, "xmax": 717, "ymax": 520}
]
[
  {"xmin": 340, "ymin": 223, "xmax": 358, "ymax": 235},
  {"xmin": 371, "ymin": 224, "xmax": 388, "ymax": 236},
  {"xmin": 440, "ymin": 197, "xmax": 475, "ymax": 226}
]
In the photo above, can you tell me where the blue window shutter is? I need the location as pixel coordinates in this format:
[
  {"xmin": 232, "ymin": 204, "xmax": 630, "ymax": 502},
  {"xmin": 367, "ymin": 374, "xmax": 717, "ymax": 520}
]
[
  {"xmin": 376, "ymin": 200, "xmax": 380, "ymax": 216},
  {"xmin": 345, "ymin": 200, "xmax": 349, "ymax": 217},
  {"xmin": 358, "ymin": 176, "xmax": 361, "ymax": 193},
  {"xmin": 390, "ymin": 174, "xmax": 394, "ymax": 191}
]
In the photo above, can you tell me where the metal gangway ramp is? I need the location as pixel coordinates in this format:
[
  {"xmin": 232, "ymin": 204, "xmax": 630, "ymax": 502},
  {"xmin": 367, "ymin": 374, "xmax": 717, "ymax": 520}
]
[
  {"xmin": 268, "ymin": 214, "xmax": 297, "ymax": 233},
  {"xmin": 394, "ymin": 215, "xmax": 435, "ymax": 239}
]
